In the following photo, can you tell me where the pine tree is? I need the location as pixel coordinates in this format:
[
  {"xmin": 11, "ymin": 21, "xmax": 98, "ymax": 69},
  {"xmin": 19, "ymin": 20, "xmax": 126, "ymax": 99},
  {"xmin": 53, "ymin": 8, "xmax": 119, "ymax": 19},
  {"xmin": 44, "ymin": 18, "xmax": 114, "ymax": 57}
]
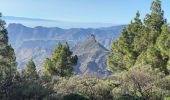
[
  {"xmin": 157, "ymin": 24, "xmax": 170, "ymax": 56},
  {"xmin": 107, "ymin": 12, "xmax": 143, "ymax": 71},
  {"xmin": 156, "ymin": 24, "xmax": 170, "ymax": 74},
  {"xmin": 22, "ymin": 59, "xmax": 38, "ymax": 79},
  {"xmin": 44, "ymin": 42, "xmax": 78, "ymax": 77},
  {"xmin": 16, "ymin": 59, "xmax": 52, "ymax": 99},
  {"xmin": 108, "ymin": 0, "xmax": 170, "ymax": 75},
  {"xmin": 136, "ymin": 0, "xmax": 169, "ymax": 75},
  {"xmin": 0, "ymin": 13, "xmax": 17, "ymax": 98},
  {"xmin": 144, "ymin": 0, "xmax": 165, "ymax": 44}
]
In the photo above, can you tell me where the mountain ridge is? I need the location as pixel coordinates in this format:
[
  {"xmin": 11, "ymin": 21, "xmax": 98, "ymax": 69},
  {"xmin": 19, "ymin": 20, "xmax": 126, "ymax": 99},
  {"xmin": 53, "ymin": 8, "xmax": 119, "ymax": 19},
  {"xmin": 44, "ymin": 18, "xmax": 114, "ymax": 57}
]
[
  {"xmin": 7, "ymin": 23, "xmax": 125, "ymax": 73},
  {"xmin": 3, "ymin": 16, "xmax": 120, "ymax": 28},
  {"xmin": 72, "ymin": 34, "xmax": 110, "ymax": 76},
  {"xmin": 7, "ymin": 23, "xmax": 126, "ymax": 50}
]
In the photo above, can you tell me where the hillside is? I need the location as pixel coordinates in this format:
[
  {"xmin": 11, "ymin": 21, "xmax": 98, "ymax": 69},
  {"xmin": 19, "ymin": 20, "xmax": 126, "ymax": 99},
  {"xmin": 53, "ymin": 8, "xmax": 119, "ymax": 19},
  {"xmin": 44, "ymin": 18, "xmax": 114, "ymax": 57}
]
[
  {"xmin": 7, "ymin": 23, "xmax": 125, "ymax": 69},
  {"xmin": 1, "ymin": 0, "xmax": 170, "ymax": 99},
  {"xmin": 7, "ymin": 23, "xmax": 125, "ymax": 50},
  {"xmin": 73, "ymin": 34, "xmax": 110, "ymax": 77}
]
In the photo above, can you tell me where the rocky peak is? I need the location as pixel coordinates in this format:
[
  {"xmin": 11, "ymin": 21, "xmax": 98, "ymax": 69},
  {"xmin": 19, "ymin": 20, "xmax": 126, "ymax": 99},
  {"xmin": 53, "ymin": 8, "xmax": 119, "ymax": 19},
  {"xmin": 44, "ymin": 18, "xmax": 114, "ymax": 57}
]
[
  {"xmin": 73, "ymin": 33, "xmax": 110, "ymax": 77},
  {"xmin": 86, "ymin": 34, "xmax": 96, "ymax": 42}
]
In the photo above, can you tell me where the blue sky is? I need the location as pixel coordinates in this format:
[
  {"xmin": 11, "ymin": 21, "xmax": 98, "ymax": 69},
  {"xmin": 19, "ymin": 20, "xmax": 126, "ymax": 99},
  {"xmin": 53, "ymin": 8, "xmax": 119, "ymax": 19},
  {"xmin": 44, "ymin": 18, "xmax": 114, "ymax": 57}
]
[{"xmin": 0, "ymin": 0, "xmax": 169, "ymax": 25}]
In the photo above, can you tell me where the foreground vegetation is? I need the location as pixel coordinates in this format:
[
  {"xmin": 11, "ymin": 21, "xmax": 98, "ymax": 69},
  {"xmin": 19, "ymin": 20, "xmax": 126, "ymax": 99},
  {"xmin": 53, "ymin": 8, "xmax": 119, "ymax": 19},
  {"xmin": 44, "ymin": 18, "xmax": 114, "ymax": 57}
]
[{"xmin": 0, "ymin": 0, "xmax": 170, "ymax": 100}]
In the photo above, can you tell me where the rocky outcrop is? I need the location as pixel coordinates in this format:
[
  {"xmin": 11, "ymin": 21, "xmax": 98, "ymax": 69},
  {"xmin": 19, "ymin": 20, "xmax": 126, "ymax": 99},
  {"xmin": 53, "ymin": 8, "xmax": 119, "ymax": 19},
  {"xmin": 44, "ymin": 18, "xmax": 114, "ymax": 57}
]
[{"xmin": 73, "ymin": 34, "xmax": 111, "ymax": 77}]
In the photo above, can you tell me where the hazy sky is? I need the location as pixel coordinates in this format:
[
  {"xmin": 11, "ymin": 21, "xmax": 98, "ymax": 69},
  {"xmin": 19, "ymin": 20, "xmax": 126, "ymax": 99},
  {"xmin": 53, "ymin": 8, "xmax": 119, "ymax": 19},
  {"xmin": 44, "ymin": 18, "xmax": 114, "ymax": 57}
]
[{"xmin": 0, "ymin": 0, "xmax": 169, "ymax": 24}]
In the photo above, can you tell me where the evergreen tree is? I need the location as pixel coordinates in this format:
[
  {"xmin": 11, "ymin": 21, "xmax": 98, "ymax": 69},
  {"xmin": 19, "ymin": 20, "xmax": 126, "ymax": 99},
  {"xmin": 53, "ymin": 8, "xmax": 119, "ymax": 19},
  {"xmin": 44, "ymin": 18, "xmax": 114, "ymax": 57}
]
[
  {"xmin": 144, "ymin": 0, "xmax": 165, "ymax": 44},
  {"xmin": 156, "ymin": 24, "xmax": 170, "ymax": 74},
  {"xmin": 157, "ymin": 24, "xmax": 170, "ymax": 56},
  {"xmin": 107, "ymin": 11, "xmax": 143, "ymax": 71},
  {"xmin": 22, "ymin": 59, "xmax": 38, "ymax": 79},
  {"xmin": 0, "ymin": 13, "xmax": 17, "ymax": 99},
  {"xmin": 108, "ymin": 0, "xmax": 170, "ymax": 75},
  {"xmin": 44, "ymin": 42, "xmax": 78, "ymax": 77},
  {"xmin": 136, "ymin": 0, "xmax": 169, "ymax": 75}
]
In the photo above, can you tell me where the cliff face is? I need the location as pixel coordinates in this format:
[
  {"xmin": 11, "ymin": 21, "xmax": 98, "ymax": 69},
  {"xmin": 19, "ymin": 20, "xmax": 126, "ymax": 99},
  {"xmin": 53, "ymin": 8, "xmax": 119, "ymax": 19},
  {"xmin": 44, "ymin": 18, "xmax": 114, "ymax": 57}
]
[
  {"xmin": 7, "ymin": 23, "xmax": 125, "ymax": 50},
  {"xmin": 73, "ymin": 34, "xmax": 111, "ymax": 77},
  {"xmin": 7, "ymin": 23, "xmax": 124, "ymax": 72}
]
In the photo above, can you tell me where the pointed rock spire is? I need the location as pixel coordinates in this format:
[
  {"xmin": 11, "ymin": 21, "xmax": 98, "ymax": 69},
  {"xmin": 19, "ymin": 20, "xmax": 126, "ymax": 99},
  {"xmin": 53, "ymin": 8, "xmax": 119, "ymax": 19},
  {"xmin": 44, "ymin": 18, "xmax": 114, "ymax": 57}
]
[{"xmin": 86, "ymin": 34, "xmax": 96, "ymax": 42}]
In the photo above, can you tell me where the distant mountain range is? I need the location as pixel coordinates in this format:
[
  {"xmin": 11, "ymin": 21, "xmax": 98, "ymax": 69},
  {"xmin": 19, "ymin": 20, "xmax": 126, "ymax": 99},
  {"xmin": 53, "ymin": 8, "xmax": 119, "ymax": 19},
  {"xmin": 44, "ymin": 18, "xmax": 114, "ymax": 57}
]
[
  {"xmin": 2, "ymin": 16, "xmax": 118, "ymax": 28},
  {"xmin": 7, "ymin": 23, "xmax": 126, "ymax": 50},
  {"xmin": 7, "ymin": 23, "xmax": 125, "ymax": 74}
]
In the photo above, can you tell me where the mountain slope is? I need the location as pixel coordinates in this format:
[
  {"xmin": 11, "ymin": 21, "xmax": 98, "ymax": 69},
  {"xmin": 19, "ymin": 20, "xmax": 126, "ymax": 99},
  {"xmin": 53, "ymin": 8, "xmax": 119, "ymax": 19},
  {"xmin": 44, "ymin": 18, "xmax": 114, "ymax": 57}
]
[
  {"xmin": 7, "ymin": 23, "xmax": 125, "ymax": 70},
  {"xmin": 7, "ymin": 23, "xmax": 125, "ymax": 50},
  {"xmin": 73, "ymin": 34, "xmax": 110, "ymax": 76}
]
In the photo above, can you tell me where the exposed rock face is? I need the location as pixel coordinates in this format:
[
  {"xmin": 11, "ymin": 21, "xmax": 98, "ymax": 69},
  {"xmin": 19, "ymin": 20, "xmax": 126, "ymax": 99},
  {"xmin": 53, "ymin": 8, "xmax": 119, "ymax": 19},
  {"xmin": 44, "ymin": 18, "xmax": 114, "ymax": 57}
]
[
  {"xmin": 7, "ymin": 23, "xmax": 125, "ymax": 71},
  {"xmin": 16, "ymin": 47, "xmax": 52, "ymax": 70},
  {"xmin": 73, "ymin": 34, "xmax": 111, "ymax": 77},
  {"xmin": 7, "ymin": 23, "xmax": 125, "ymax": 50},
  {"xmin": 86, "ymin": 34, "xmax": 96, "ymax": 42}
]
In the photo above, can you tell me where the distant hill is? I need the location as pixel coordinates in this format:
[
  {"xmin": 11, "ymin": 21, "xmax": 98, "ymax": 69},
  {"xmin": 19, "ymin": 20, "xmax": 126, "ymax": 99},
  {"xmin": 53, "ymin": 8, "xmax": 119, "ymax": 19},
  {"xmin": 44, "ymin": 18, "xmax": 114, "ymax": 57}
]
[
  {"xmin": 2, "ymin": 16, "xmax": 117, "ymax": 28},
  {"xmin": 7, "ymin": 23, "xmax": 125, "ymax": 71},
  {"xmin": 7, "ymin": 23, "xmax": 125, "ymax": 50},
  {"xmin": 16, "ymin": 47, "xmax": 52, "ymax": 70},
  {"xmin": 72, "ymin": 34, "xmax": 111, "ymax": 77}
]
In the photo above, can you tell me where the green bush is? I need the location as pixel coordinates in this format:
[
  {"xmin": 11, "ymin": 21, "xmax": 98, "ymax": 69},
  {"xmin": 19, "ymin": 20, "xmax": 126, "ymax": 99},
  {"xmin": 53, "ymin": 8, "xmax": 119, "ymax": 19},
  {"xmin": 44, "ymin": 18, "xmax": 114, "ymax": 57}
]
[{"xmin": 63, "ymin": 93, "xmax": 89, "ymax": 100}]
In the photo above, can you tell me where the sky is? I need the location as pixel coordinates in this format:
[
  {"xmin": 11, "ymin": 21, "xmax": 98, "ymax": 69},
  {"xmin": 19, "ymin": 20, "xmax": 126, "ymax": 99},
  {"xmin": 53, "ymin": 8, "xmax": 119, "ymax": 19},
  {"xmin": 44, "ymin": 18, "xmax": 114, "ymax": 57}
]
[{"xmin": 0, "ymin": 0, "xmax": 169, "ymax": 25}]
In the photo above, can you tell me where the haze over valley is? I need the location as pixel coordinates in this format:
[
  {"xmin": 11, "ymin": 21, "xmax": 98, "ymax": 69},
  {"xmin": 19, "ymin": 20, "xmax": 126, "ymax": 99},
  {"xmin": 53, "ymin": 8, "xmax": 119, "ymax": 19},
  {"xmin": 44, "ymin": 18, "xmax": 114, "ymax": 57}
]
[{"xmin": 0, "ymin": 0, "xmax": 170, "ymax": 99}]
